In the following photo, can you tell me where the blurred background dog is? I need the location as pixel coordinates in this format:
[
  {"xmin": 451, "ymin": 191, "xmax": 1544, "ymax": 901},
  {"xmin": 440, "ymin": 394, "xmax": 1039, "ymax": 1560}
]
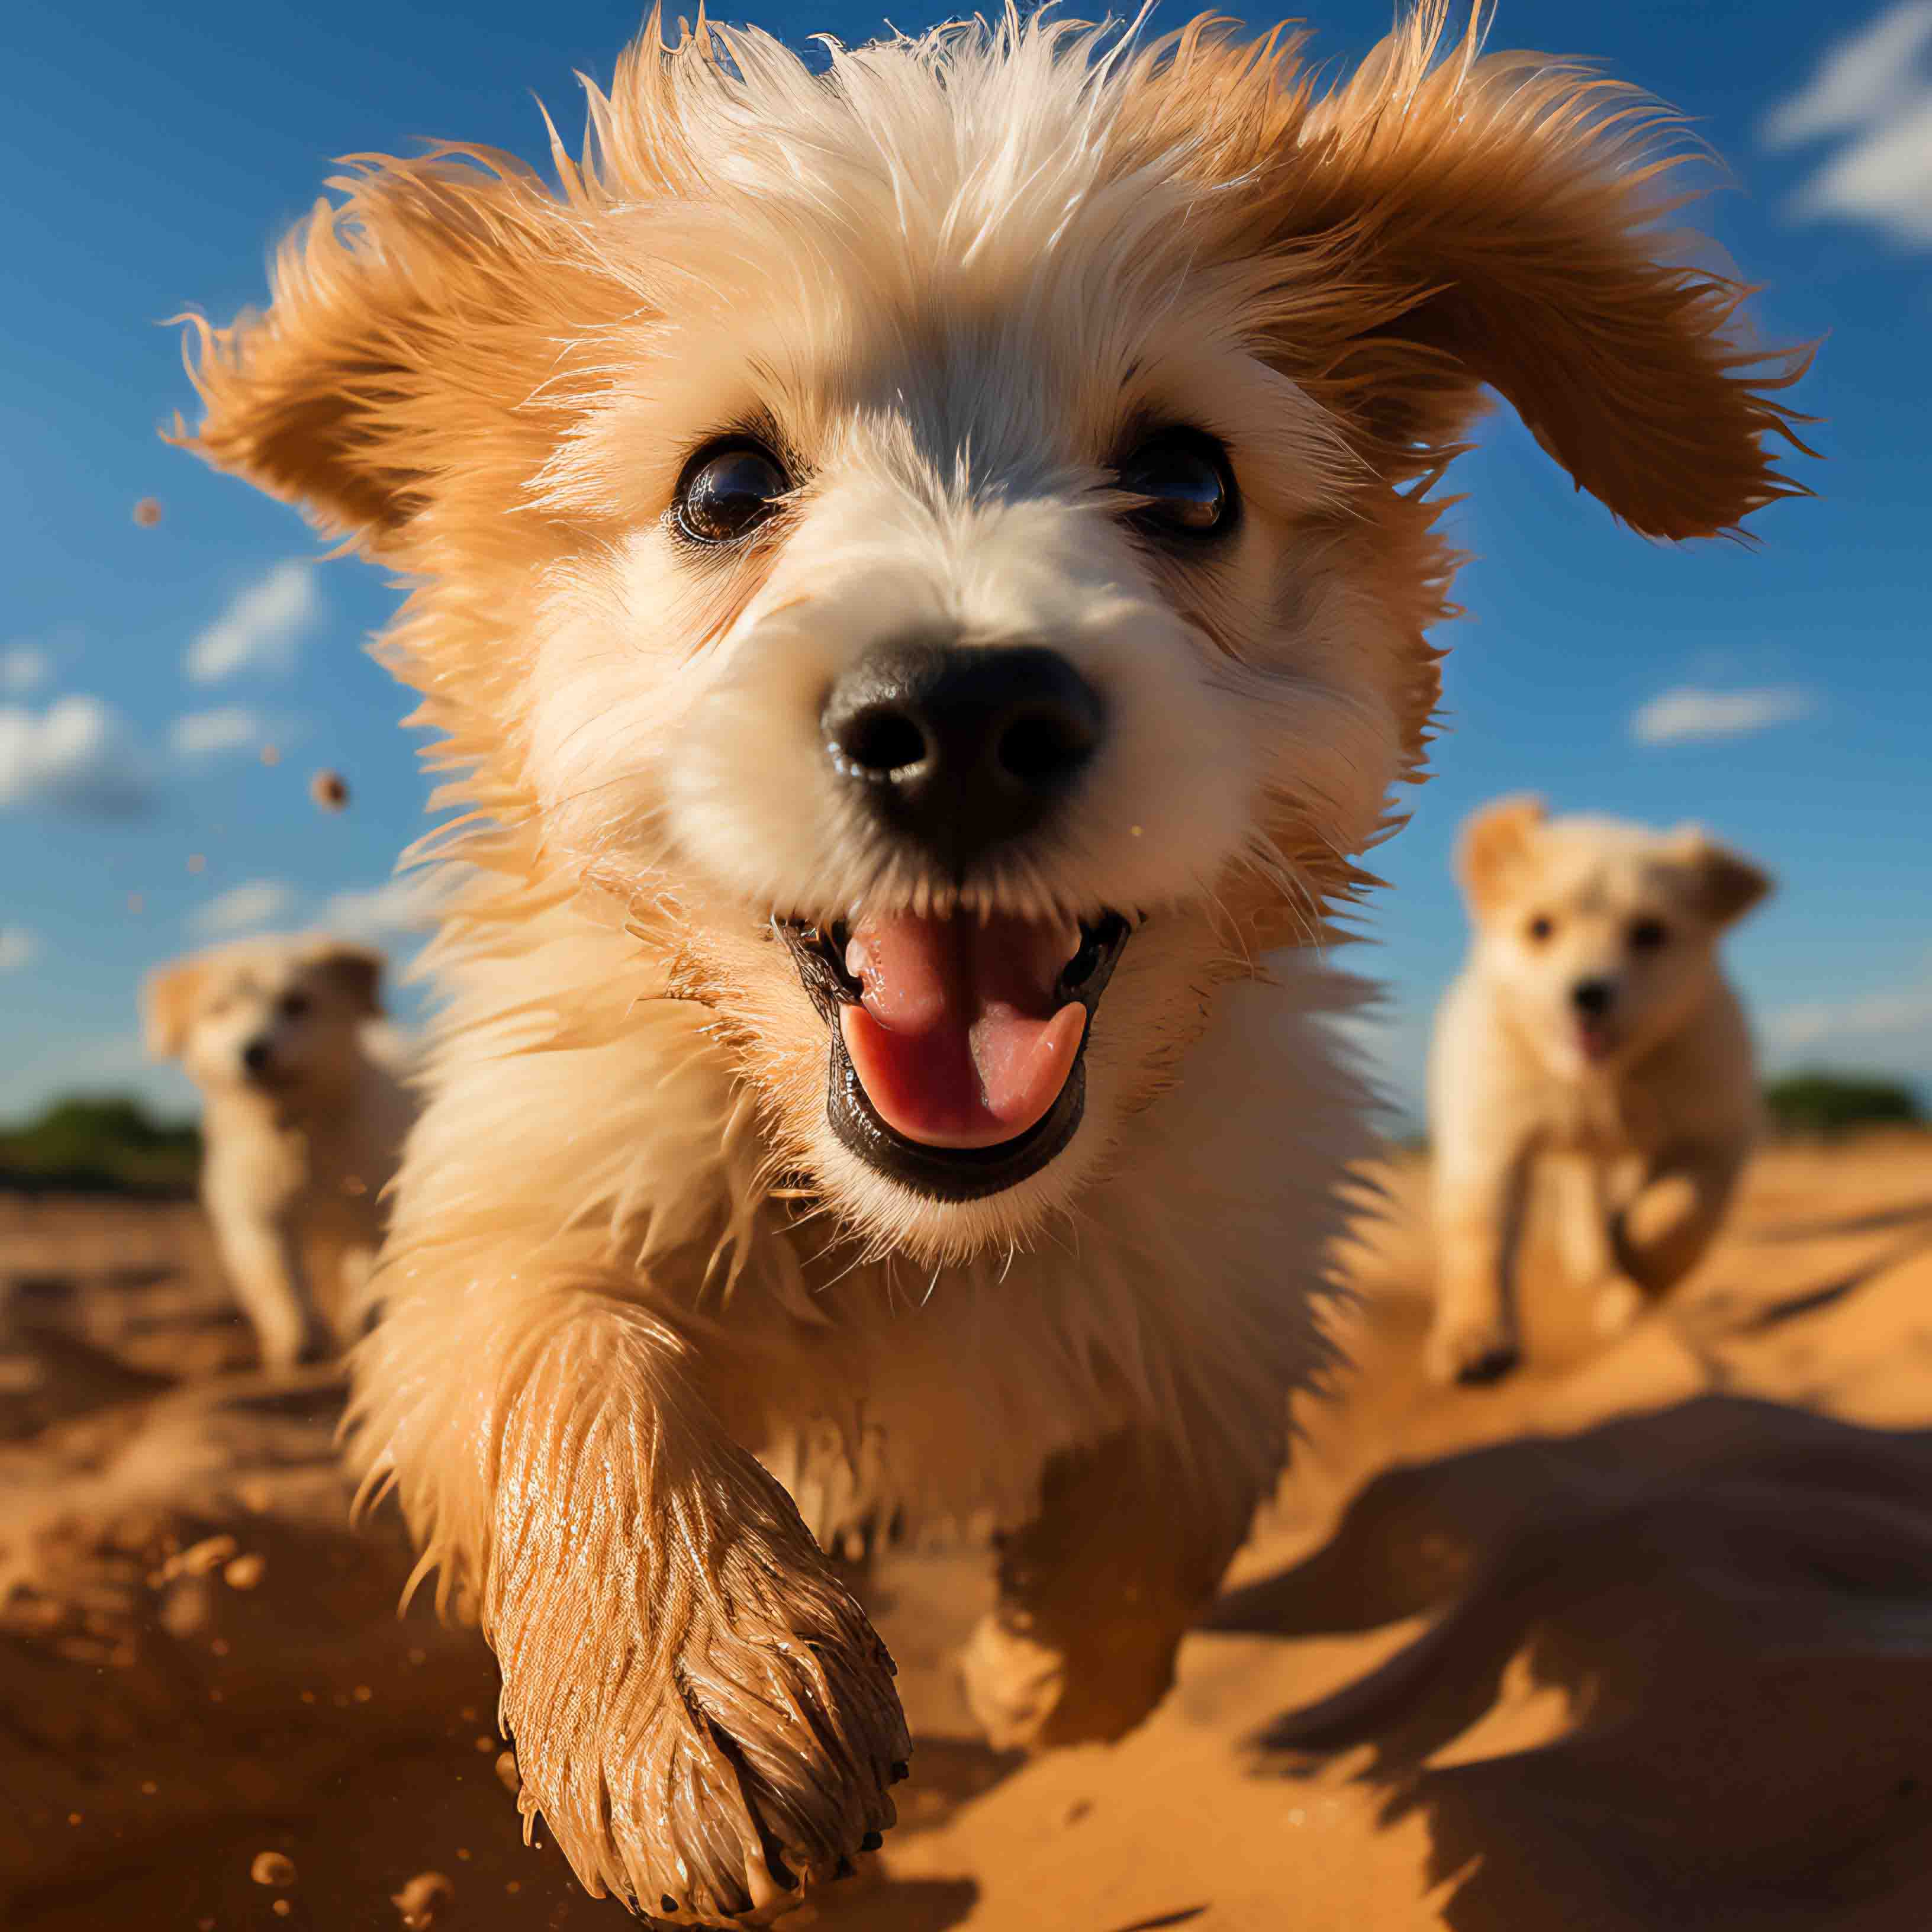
[
  {"xmin": 143, "ymin": 935, "xmax": 413, "ymax": 1367},
  {"xmin": 1426, "ymin": 799, "xmax": 1772, "ymax": 1384}
]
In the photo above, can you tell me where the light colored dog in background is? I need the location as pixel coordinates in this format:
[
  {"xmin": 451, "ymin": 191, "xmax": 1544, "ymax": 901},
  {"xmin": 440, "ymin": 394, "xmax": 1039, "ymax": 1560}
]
[
  {"xmin": 1428, "ymin": 797, "xmax": 1773, "ymax": 1386},
  {"xmin": 144, "ymin": 935, "xmax": 414, "ymax": 1370},
  {"xmin": 170, "ymin": 7, "xmax": 1805, "ymax": 1921}
]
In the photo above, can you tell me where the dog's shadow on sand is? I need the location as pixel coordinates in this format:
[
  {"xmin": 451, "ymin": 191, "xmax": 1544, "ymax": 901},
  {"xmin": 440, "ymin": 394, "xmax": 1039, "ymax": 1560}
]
[{"xmin": 1220, "ymin": 1395, "xmax": 1932, "ymax": 1929}]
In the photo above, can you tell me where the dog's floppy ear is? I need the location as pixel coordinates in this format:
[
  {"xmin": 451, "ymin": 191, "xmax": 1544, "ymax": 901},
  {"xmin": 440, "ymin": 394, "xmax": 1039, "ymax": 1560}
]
[
  {"xmin": 1202, "ymin": 7, "xmax": 1813, "ymax": 539},
  {"xmin": 168, "ymin": 151, "xmax": 593, "ymax": 558},
  {"xmin": 142, "ymin": 958, "xmax": 208, "ymax": 1060},
  {"xmin": 310, "ymin": 942, "xmax": 387, "ymax": 1017},
  {"xmin": 1457, "ymin": 794, "xmax": 1545, "ymax": 916},
  {"xmin": 1666, "ymin": 826, "xmax": 1773, "ymax": 928}
]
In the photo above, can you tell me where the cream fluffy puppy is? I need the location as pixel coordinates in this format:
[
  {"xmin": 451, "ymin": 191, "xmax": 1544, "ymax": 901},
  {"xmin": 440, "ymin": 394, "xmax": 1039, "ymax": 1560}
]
[
  {"xmin": 1428, "ymin": 797, "xmax": 1773, "ymax": 1386},
  {"xmin": 144, "ymin": 936, "xmax": 414, "ymax": 1369},
  {"xmin": 170, "ymin": 8, "xmax": 1805, "ymax": 1922}
]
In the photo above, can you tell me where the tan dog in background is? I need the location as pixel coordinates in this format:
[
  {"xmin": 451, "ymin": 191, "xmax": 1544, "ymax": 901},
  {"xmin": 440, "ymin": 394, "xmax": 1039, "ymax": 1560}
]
[
  {"xmin": 172, "ymin": 7, "xmax": 1804, "ymax": 1921},
  {"xmin": 144, "ymin": 936, "xmax": 414, "ymax": 1370},
  {"xmin": 1428, "ymin": 798, "xmax": 1773, "ymax": 1385}
]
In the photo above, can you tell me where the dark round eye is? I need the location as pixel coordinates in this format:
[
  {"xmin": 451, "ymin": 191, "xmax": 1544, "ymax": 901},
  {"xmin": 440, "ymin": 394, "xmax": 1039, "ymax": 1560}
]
[
  {"xmin": 279, "ymin": 991, "xmax": 310, "ymax": 1020},
  {"xmin": 1629, "ymin": 916, "xmax": 1670, "ymax": 952},
  {"xmin": 1526, "ymin": 914, "xmax": 1555, "ymax": 945},
  {"xmin": 1118, "ymin": 429, "xmax": 1236, "ymax": 538},
  {"xmin": 675, "ymin": 440, "xmax": 789, "ymax": 544}
]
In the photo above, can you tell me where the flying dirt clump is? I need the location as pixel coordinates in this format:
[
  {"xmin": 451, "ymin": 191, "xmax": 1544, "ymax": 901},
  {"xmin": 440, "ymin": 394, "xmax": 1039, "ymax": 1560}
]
[
  {"xmin": 133, "ymin": 497, "xmax": 162, "ymax": 527},
  {"xmin": 310, "ymin": 768, "xmax": 349, "ymax": 812},
  {"xmin": 224, "ymin": 1551, "xmax": 266, "ymax": 1589},
  {"xmin": 392, "ymin": 1870, "xmax": 455, "ymax": 1927},
  {"xmin": 250, "ymin": 1850, "xmax": 297, "ymax": 1887}
]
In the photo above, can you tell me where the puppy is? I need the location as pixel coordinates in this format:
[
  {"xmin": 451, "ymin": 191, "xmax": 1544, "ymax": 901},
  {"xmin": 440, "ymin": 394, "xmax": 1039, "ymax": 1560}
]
[
  {"xmin": 144, "ymin": 935, "xmax": 414, "ymax": 1369},
  {"xmin": 170, "ymin": 8, "xmax": 1805, "ymax": 1920},
  {"xmin": 1427, "ymin": 798, "xmax": 1773, "ymax": 1385}
]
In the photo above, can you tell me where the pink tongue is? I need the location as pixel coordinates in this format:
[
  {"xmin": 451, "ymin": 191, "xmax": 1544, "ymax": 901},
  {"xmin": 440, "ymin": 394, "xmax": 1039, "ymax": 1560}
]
[{"xmin": 840, "ymin": 912, "xmax": 1087, "ymax": 1149}]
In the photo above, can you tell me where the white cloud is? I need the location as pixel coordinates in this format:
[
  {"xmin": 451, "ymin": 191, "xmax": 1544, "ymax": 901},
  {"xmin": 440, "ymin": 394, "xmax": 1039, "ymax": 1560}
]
[
  {"xmin": 1, "ymin": 648, "xmax": 49, "ymax": 694},
  {"xmin": 1763, "ymin": 1, "xmax": 1932, "ymax": 145},
  {"xmin": 318, "ymin": 874, "xmax": 446, "ymax": 944},
  {"xmin": 170, "ymin": 705, "xmax": 263, "ymax": 758},
  {"xmin": 188, "ymin": 879, "xmax": 295, "ymax": 939},
  {"xmin": 1766, "ymin": 980, "xmax": 1932, "ymax": 1055},
  {"xmin": 185, "ymin": 561, "xmax": 321, "ymax": 683},
  {"xmin": 0, "ymin": 695, "xmax": 155, "ymax": 817},
  {"xmin": 1630, "ymin": 685, "xmax": 1817, "ymax": 748},
  {"xmin": 1762, "ymin": 2, "xmax": 1932, "ymax": 244},
  {"xmin": 0, "ymin": 928, "xmax": 38, "ymax": 974},
  {"xmin": 1795, "ymin": 95, "xmax": 1932, "ymax": 242}
]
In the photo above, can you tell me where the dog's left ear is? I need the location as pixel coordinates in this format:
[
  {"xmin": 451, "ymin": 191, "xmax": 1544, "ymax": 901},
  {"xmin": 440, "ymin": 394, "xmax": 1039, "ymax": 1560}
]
[
  {"xmin": 1210, "ymin": 9, "xmax": 1814, "ymax": 539},
  {"xmin": 1666, "ymin": 827, "xmax": 1773, "ymax": 928},
  {"xmin": 311, "ymin": 943, "xmax": 387, "ymax": 1017}
]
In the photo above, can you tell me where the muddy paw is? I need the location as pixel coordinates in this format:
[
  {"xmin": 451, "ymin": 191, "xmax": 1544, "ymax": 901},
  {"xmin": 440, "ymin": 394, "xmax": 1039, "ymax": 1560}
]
[
  {"xmin": 494, "ymin": 1537, "xmax": 910, "ymax": 1926},
  {"xmin": 1427, "ymin": 1317, "xmax": 1521, "ymax": 1388}
]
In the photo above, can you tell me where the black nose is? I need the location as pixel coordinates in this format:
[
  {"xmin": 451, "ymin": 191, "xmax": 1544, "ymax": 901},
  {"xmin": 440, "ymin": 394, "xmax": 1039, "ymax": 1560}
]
[
  {"xmin": 1571, "ymin": 978, "xmax": 1615, "ymax": 1019},
  {"xmin": 242, "ymin": 1038, "xmax": 272, "ymax": 1073},
  {"xmin": 822, "ymin": 642, "xmax": 1103, "ymax": 876}
]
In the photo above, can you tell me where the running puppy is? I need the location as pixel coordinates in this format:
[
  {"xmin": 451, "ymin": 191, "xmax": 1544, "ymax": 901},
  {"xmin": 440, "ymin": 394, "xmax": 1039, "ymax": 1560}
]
[
  {"xmin": 144, "ymin": 935, "xmax": 414, "ymax": 1368},
  {"xmin": 172, "ymin": 8, "xmax": 1804, "ymax": 1921},
  {"xmin": 1428, "ymin": 798, "xmax": 1773, "ymax": 1385}
]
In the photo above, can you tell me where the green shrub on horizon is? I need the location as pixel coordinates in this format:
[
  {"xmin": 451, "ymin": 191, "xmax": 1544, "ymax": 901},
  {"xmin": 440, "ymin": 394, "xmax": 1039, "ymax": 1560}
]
[
  {"xmin": 0, "ymin": 1095, "xmax": 201, "ymax": 1195},
  {"xmin": 1764, "ymin": 1071, "xmax": 1925, "ymax": 1138}
]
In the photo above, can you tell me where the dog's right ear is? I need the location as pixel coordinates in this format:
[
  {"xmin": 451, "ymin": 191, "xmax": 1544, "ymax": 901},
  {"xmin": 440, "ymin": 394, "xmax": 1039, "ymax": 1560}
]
[
  {"xmin": 1456, "ymin": 795, "xmax": 1545, "ymax": 916},
  {"xmin": 168, "ymin": 152, "xmax": 591, "ymax": 559},
  {"xmin": 141, "ymin": 959, "xmax": 206, "ymax": 1061},
  {"xmin": 1666, "ymin": 826, "xmax": 1775, "ymax": 928},
  {"xmin": 310, "ymin": 942, "xmax": 388, "ymax": 1019}
]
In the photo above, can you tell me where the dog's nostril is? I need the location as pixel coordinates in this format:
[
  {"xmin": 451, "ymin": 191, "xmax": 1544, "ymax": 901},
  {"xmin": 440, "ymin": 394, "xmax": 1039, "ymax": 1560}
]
[
  {"xmin": 1571, "ymin": 979, "xmax": 1615, "ymax": 1019},
  {"xmin": 242, "ymin": 1039, "xmax": 271, "ymax": 1073},
  {"xmin": 996, "ymin": 705, "xmax": 1097, "ymax": 788},
  {"xmin": 835, "ymin": 704, "xmax": 929, "ymax": 780}
]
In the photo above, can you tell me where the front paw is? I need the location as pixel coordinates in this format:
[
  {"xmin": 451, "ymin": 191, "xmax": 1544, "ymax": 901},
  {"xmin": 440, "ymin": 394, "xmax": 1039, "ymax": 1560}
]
[
  {"xmin": 1592, "ymin": 1277, "xmax": 1648, "ymax": 1338},
  {"xmin": 498, "ymin": 1557, "xmax": 910, "ymax": 1925},
  {"xmin": 961, "ymin": 1603, "xmax": 1188, "ymax": 1753},
  {"xmin": 959, "ymin": 1609, "xmax": 1066, "ymax": 1752},
  {"xmin": 1426, "ymin": 1312, "xmax": 1521, "ymax": 1387}
]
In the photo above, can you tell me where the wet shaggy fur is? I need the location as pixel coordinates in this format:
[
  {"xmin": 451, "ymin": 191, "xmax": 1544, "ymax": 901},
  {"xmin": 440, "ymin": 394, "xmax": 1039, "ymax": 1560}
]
[{"xmin": 171, "ymin": 5, "xmax": 1808, "ymax": 1921}]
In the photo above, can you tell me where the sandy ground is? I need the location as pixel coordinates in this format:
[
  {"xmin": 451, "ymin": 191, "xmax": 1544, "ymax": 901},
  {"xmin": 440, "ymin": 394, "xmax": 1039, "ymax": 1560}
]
[{"xmin": 5, "ymin": 1133, "xmax": 1932, "ymax": 1930}]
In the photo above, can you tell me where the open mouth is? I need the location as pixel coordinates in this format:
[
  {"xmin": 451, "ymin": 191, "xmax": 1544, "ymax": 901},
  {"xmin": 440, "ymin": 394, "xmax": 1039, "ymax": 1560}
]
[
  {"xmin": 1575, "ymin": 1021, "xmax": 1618, "ymax": 1065},
  {"xmin": 778, "ymin": 909, "xmax": 1131, "ymax": 1202}
]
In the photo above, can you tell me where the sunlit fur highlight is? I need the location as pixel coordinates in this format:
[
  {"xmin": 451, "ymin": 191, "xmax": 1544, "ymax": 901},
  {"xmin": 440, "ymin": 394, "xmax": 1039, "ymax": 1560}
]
[{"xmin": 172, "ymin": 6, "xmax": 1807, "ymax": 1920}]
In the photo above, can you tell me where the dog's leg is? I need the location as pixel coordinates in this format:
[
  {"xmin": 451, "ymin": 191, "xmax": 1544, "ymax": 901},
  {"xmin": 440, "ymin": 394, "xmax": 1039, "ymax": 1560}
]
[
  {"xmin": 1611, "ymin": 1147, "xmax": 1745, "ymax": 1299},
  {"xmin": 211, "ymin": 1208, "xmax": 329, "ymax": 1370},
  {"xmin": 356, "ymin": 1282, "xmax": 907, "ymax": 1927},
  {"xmin": 960, "ymin": 1428, "xmax": 1254, "ymax": 1752},
  {"xmin": 1551, "ymin": 1154, "xmax": 1612, "ymax": 1287},
  {"xmin": 1427, "ymin": 1140, "xmax": 1535, "ymax": 1386}
]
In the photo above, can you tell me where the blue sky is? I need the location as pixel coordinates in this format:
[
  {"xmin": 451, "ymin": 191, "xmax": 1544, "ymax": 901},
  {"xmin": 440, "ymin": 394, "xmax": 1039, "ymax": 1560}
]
[{"xmin": 3, "ymin": 0, "xmax": 1928, "ymax": 1124}]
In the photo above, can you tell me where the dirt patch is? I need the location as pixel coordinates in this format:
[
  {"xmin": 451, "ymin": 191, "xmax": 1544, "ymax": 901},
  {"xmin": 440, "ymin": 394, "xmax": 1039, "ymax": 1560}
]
[{"xmin": 5, "ymin": 1138, "xmax": 1932, "ymax": 1928}]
